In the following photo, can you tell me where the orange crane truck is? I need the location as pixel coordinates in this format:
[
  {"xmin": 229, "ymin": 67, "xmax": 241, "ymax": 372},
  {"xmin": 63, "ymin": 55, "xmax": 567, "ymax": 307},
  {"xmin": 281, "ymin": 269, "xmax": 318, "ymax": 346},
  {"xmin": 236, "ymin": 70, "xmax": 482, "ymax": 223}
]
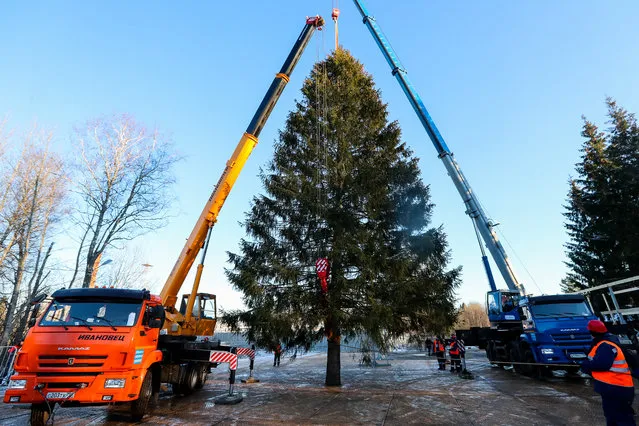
[{"xmin": 3, "ymin": 15, "xmax": 324, "ymax": 425}]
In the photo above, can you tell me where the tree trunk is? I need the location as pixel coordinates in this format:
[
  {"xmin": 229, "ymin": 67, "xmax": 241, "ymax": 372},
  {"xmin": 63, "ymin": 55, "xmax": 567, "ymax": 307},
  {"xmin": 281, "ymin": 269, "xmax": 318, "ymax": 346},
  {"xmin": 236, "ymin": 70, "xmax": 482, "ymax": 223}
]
[
  {"xmin": 13, "ymin": 243, "xmax": 53, "ymax": 342},
  {"xmin": 325, "ymin": 328, "xmax": 341, "ymax": 387},
  {"xmin": 82, "ymin": 251, "xmax": 100, "ymax": 288},
  {"xmin": 1, "ymin": 180, "xmax": 39, "ymax": 345},
  {"xmin": 68, "ymin": 226, "xmax": 89, "ymax": 288},
  {"xmin": 1, "ymin": 243, "xmax": 27, "ymax": 345}
]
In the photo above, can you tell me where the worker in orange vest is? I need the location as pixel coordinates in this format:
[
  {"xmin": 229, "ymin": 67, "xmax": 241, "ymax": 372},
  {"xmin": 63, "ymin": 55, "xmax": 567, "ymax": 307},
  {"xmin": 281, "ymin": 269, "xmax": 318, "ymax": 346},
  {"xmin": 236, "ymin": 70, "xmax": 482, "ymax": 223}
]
[
  {"xmin": 580, "ymin": 320, "xmax": 635, "ymax": 425},
  {"xmin": 449, "ymin": 334, "xmax": 462, "ymax": 373},
  {"xmin": 433, "ymin": 337, "xmax": 446, "ymax": 370}
]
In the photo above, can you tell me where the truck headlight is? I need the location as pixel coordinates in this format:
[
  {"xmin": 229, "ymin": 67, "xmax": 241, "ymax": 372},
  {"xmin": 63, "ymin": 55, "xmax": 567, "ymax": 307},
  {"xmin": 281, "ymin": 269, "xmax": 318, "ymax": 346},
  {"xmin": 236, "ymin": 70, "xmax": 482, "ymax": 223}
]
[
  {"xmin": 541, "ymin": 348, "xmax": 554, "ymax": 355},
  {"xmin": 104, "ymin": 379, "xmax": 126, "ymax": 388},
  {"xmin": 8, "ymin": 379, "xmax": 27, "ymax": 389}
]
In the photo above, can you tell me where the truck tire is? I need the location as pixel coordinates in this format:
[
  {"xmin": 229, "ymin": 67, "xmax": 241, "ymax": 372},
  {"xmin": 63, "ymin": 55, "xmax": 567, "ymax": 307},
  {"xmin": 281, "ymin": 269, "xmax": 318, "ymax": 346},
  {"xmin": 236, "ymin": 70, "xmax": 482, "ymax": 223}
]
[
  {"xmin": 195, "ymin": 364, "xmax": 209, "ymax": 390},
  {"xmin": 131, "ymin": 370, "xmax": 153, "ymax": 422},
  {"xmin": 174, "ymin": 364, "xmax": 199, "ymax": 396},
  {"xmin": 510, "ymin": 344, "xmax": 525, "ymax": 374},
  {"xmin": 486, "ymin": 341, "xmax": 496, "ymax": 363},
  {"xmin": 30, "ymin": 403, "xmax": 50, "ymax": 426},
  {"xmin": 487, "ymin": 341, "xmax": 502, "ymax": 367},
  {"xmin": 520, "ymin": 348, "xmax": 537, "ymax": 377}
]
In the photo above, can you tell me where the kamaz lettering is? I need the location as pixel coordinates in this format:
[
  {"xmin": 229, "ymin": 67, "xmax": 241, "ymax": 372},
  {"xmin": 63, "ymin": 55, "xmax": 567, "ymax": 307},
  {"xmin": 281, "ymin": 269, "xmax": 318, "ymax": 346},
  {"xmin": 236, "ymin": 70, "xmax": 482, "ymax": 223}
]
[{"xmin": 78, "ymin": 334, "xmax": 125, "ymax": 341}]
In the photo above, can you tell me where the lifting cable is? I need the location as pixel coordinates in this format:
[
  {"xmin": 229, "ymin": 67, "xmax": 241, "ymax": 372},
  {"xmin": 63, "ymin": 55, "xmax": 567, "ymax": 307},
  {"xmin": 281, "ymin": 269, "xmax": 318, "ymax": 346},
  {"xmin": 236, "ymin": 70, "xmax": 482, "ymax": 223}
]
[
  {"xmin": 312, "ymin": 11, "xmax": 333, "ymax": 300},
  {"xmin": 314, "ymin": 29, "xmax": 322, "ymax": 257},
  {"xmin": 476, "ymin": 197, "xmax": 543, "ymax": 294},
  {"xmin": 314, "ymin": 22, "xmax": 330, "ymax": 259},
  {"xmin": 332, "ymin": 0, "xmax": 340, "ymax": 51}
]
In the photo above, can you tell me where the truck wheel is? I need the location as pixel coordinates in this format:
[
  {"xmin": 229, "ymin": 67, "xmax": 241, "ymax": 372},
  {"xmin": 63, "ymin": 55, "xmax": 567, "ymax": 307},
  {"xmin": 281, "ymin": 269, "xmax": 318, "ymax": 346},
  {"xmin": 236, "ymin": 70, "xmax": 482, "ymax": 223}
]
[
  {"xmin": 131, "ymin": 370, "xmax": 153, "ymax": 422},
  {"xmin": 174, "ymin": 364, "xmax": 199, "ymax": 395},
  {"xmin": 520, "ymin": 348, "xmax": 537, "ymax": 377},
  {"xmin": 510, "ymin": 344, "xmax": 525, "ymax": 374},
  {"xmin": 486, "ymin": 341, "xmax": 496, "ymax": 362},
  {"xmin": 30, "ymin": 403, "xmax": 51, "ymax": 426},
  {"xmin": 487, "ymin": 341, "xmax": 502, "ymax": 368},
  {"xmin": 195, "ymin": 364, "xmax": 209, "ymax": 390}
]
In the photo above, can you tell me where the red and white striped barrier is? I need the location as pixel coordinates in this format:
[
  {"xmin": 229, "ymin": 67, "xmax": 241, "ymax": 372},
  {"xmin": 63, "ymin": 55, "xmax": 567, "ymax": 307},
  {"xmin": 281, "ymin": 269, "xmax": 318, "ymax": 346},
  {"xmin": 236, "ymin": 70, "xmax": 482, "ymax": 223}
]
[
  {"xmin": 235, "ymin": 347, "xmax": 255, "ymax": 359},
  {"xmin": 209, "ymin": 351, "xmax": 238, "ymax": 370}
]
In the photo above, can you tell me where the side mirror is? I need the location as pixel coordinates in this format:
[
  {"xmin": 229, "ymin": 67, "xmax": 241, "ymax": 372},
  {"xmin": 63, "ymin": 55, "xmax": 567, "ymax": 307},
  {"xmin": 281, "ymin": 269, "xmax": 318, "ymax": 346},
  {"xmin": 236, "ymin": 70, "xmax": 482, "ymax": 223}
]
[
  {"xmin": 517, "ymin": 307, "xmax": 527, "ymax": 320},
  {"xmin": 147, "ymin": 305, "xmax": 165, "ymax": 329},
  {"xmin": 28, "ymin": 318, "xmax": 37, "ymax": 327},
  {"xmin": 30, "ymin": 293, "xmax": 47, "ymax": 306},
  {"xmin": 148, "ymin": 318, "xmax": 162, "ymax": 328}
]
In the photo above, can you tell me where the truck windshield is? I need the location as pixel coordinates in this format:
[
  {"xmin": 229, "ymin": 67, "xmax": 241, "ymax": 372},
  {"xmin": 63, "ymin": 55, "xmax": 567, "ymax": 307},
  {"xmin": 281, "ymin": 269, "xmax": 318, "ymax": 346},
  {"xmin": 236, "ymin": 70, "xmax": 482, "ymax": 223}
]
[
  {"xmin": 530, "ymin": 301, "xmax": 591, "ymax": 317},
  {"xmin": 40, "ymin": 300, "xmax": 142, "ymax": 327}
]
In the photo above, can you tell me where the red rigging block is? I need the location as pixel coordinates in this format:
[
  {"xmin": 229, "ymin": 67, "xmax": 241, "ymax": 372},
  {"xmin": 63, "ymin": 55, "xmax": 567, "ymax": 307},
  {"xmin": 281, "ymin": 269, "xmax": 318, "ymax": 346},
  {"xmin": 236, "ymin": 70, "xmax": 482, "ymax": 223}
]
[
  {"xmin": 306, "ymin": 16, "xmax": 324, "ymax": 28},
  {"xmin": 315, "ymin": 258, "xmax": 328, "ymax": 270},
  {"xmin": 332, "ymin": 8, "xmax": 340, "ymax": 20},
  {"xmin": 316, "ymin": 258, "xmax": 329, "ymax": 278}
]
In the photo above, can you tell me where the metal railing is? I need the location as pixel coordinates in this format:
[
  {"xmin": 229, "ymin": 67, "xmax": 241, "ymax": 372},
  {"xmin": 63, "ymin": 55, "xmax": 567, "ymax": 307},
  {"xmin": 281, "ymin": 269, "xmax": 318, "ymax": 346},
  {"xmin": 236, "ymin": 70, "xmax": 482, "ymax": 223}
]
[
  {"xmin": 0, "ymin": 345, "xmax": 19, "ymax": 387},
  {"xmin": 577, "ymin": 275, "xmax": 639, "ymax": 324}
]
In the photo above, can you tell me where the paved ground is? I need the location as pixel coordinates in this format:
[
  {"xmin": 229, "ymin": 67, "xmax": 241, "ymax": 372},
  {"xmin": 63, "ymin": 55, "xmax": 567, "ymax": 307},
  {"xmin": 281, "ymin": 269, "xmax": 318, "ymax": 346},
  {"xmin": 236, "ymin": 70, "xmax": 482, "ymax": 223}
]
[{"xmin": 1, "ymin": 348, "xmax": 634, "ymax": 425}]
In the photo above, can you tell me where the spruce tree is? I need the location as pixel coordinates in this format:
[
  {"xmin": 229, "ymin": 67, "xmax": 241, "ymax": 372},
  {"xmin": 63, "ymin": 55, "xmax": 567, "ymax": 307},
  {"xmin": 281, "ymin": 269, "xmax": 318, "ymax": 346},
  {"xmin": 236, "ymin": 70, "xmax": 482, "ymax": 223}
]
[
  {"xmin": 224, "ymin": 50, "xmax": 459, "ymax": 386},
  {"xmin": 563, "ymin": 99, "xmax": 639, "ymax": 292}
]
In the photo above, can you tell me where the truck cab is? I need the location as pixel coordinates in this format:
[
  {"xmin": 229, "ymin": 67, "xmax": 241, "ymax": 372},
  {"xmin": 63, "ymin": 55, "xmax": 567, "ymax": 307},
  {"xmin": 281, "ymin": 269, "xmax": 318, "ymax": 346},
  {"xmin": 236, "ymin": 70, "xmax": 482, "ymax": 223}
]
[
  {"xmin": 4, "ymin": 288, "xmax": 164, "ymax": 423},
  {"xmin": 487, "ymin": 290, "xmax": 522, "ymax": 324},
  {"xmin": 518, "ymin": 294, "xmax": 596, "ymax": 365},
  {"xmin": 485, "ymin": 291, "xmax": 597, "ymax": 374},
  {"xmin": 178, "ymin": 293, "xmax": 217, "ymax": 336}
]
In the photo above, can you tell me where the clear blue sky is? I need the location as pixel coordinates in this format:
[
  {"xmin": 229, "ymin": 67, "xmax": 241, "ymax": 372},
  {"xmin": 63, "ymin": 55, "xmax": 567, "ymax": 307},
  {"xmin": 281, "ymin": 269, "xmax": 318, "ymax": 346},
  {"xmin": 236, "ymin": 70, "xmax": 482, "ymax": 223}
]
[{"xmin": 2, "ymin": 1, "xmax": 638, "ymax": 311}]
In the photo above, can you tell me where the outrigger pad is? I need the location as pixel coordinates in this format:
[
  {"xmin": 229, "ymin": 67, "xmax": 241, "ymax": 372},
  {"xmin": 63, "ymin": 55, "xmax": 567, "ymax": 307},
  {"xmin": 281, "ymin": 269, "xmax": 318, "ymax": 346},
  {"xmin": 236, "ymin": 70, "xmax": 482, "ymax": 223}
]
[
  {"xmin": 241, "ymin": 377, "xmax": 260, "ymax": 383},
  {"xmin": 214, "ymin": 394, "xmax": 244, "ymax": 405}
]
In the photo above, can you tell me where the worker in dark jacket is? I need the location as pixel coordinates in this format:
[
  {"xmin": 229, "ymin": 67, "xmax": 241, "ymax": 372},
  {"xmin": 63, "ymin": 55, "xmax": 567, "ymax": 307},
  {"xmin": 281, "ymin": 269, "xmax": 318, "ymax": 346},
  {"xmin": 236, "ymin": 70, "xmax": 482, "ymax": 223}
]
[
  {"xmin": 580, "ymin": 319, "xmax": 635, "ymax": 426},
  {"xmin": 273, "ymin": 343, "xmax": 282, "ymax": 367}
]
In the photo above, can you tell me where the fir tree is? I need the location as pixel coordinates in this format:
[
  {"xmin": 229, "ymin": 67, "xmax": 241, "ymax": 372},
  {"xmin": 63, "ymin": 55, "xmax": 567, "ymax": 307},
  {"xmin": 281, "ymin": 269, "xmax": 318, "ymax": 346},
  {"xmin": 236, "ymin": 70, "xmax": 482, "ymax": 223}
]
[
  {"xmin": 224, "ymin": 50, "xmax": 459, "ymax": 386},
  {"xmin": 563, "ymin": 99, "xmax": 639, "ymax": 292}
]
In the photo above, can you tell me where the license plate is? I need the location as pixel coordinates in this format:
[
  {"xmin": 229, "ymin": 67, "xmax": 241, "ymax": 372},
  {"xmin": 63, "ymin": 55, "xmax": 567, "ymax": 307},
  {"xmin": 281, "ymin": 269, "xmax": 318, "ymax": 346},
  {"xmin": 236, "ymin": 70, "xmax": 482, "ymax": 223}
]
[
  {"xmin": 569, "ymin": 353, "xmax": 586, "ymax": 359},
  {"xmin": 47, "ymin": 392, "xmax": 74, "ymax": 400}
]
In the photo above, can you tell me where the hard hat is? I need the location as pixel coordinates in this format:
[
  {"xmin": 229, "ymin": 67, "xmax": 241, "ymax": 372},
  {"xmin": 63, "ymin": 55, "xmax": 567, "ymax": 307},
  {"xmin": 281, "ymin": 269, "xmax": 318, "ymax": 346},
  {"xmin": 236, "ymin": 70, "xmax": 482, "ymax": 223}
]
[
  {"xmin": 587, "ymin": 319, "xmax": 608, "ymax": 334},
  {"xmin": 451, "ymin": 333, "xmax": 456, "ymax": 339}
]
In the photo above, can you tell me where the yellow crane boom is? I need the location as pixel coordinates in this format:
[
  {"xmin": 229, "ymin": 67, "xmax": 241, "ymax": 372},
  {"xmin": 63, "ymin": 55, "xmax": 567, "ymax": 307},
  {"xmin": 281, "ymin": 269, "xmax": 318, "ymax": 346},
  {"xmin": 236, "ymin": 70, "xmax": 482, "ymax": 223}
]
[{"xmin": 160, "ymin": 16, "xmax": 325, "ymax": 317}]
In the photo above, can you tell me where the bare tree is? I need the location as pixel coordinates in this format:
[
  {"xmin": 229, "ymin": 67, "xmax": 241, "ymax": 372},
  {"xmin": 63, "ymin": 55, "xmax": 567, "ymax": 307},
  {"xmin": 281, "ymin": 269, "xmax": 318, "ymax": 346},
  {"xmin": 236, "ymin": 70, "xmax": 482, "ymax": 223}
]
[
  {"xmin": 0, "ymin": 128, "xmax": 67, "ymax": 345},
  {"xmin": 98, "ymin": 246, "xmax": 153, "ymax": 290},
  {"xmin": 0, "ymin": 121, "xmax": 22, "ymax": 272},
  {"xmin": 70, "ymin": 114, "xmax": 178, "ymax": 288},
  {"xmin": 455, "ymin": 302, "xmax": 490, "ymax": 330},
  {"xmin": 12, "ymin": 242, "xmax": 55, "ymax": 343}
]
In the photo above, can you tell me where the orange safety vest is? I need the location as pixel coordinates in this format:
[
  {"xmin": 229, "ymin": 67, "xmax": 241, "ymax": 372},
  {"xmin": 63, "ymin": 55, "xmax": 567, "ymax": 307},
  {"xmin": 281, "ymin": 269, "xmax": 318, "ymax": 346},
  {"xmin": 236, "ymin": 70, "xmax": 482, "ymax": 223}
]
[
  {"xmin": 588, "ymin": 340, "xmax": 634, "ymax": 387},
  {"xmin": 449, "ymin": 341, "xmax": 460, "ymax": 356},
  {"xmin": 434, "ymin": 341, "xmax": 444, "ymax": 352}
]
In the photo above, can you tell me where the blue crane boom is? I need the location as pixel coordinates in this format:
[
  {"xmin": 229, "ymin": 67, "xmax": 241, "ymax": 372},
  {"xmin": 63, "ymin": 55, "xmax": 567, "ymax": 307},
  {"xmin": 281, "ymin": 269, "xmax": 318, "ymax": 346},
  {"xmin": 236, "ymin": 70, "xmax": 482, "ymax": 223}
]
[
  {"xmin": 352, "ymin": 0, "xmax": 523, "ymax": 296},
  {"xmin": 351, "ymin": 2, "xmax": 603, "ymax": 372}
]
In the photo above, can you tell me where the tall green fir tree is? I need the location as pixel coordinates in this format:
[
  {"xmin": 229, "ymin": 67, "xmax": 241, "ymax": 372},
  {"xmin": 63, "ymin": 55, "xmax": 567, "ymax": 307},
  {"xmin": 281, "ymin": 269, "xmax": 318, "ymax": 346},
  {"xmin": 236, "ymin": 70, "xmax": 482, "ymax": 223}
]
[
  {"xmin": 562, "ymin": 99, "xmax": 639, "ymax": 292},
  {"xmin": 224, "ymin": 50, "xmax": 460, "ymax": 386}
]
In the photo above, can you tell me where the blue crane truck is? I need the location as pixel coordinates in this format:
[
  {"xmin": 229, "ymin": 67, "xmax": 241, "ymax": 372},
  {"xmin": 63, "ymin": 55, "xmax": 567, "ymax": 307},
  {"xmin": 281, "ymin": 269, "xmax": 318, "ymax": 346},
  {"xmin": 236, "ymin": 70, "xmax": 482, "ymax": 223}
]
[{"xmin": 352, "ymin": 0, "xmax": 598, "ymax": 375}]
